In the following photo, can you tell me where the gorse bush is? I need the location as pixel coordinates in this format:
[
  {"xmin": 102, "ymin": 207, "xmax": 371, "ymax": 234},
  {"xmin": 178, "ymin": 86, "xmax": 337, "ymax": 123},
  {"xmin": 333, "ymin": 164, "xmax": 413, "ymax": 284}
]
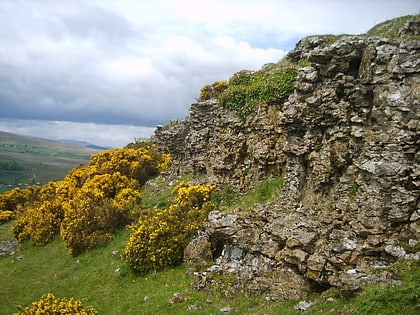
[
  {"xmin": 12, "ymin": 182, "xmax": 65, "ymax": 246},
  {"xmin": 14, "ymin": 293, "xmax": 97, "ymax": 315},
  {"xmin": 123, "ymin": 181, "xmax": 216, "ymax": 273},
  {"xmin": 59, "ymin": 173, "xmax": 141, "ymax": 255},
  {"xmin": 4, "ymin": 145, "xmax": 170, "ymax": 255},
  {"xmin": 0, "ymin": 186, "xmax": 40, "ymax": 222},
  {"xmin": 198, "ymin": 80, "xmax": 228, "ymax": 101},
  {"xmin": 0, "ymin": 209, "xmax": 14, "ymax": 223},
  {"xmin": 89, "ymin": 146, "xmax": 171, "ymax": 184}
]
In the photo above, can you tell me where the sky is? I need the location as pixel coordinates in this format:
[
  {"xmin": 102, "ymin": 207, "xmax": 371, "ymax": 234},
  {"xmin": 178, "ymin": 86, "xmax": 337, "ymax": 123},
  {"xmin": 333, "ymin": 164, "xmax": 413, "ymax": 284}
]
[{"xmin": 0, "ymin": 0, "xmax": 418, "ymax": 147}]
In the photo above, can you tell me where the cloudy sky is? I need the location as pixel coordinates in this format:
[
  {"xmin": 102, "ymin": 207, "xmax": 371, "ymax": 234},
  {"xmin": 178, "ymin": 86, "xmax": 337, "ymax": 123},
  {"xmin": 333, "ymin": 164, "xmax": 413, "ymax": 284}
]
[{"xmin": 0, "ymin": 0, "xmax": 418, "ymax": 147}]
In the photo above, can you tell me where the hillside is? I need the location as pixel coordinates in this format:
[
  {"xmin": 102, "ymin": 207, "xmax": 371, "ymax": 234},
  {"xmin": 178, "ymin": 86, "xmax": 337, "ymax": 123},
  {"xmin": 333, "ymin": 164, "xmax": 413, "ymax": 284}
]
[{"xmin": 0, "ymin": 131, "xmax": 101, "ymax": 192}]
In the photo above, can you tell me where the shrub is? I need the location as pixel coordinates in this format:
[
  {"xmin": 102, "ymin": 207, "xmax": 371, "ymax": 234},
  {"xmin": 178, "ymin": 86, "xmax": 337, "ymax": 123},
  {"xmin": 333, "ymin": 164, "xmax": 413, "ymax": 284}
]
[
  {"xmin": 123, "ymin": 181, "xmax": 216, "ymax": 273},
  {"xmin": 0, "ymin": 187, "xmax": 29, "ymax": 211},
  {"xmin": 14, "ymin": 293, "xmax": 97, "ymax": 315},
  {"xmin": 7, "ymin": 146, "xmax": 170, "ymax": 254},
  {"xmin": 0, "ymin": 186, "xmax": 40, "ymax": 223},
  {"xmin": 88, "ymin": 145, "xmax": 171, "ymax": 185},
  {"xmin": 0, "ymin": 210, "xmax": 14, "ymax": 223},
  {"xmin": 219, "ymin": 67, "xmax": 297, "ymax": 118},
  {"xmin": 198, "ymin": 81, "xmax": 228, "ymax": 101},
  {"xmin": 12, "ymin": 182, "xmax": 64, "ymax": 245},
  {"xmin": 60, "ymin": 173, "xmax": 141, "ymax": 255},
  {"xmin": 16, "ymin": 201, "xmax": 62, "ymax": 245}
]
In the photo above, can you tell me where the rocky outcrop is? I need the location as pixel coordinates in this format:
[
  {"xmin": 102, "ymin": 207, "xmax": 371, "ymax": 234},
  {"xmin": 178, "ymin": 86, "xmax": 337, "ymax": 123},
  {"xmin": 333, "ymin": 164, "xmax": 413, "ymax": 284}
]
[
  {"xmin": 153, "ymin": 99, "xmax": 285, "ymax": 190},
  {"xmin": 154, "ymin": 20, "xmax": 420, "ymax": 300}
]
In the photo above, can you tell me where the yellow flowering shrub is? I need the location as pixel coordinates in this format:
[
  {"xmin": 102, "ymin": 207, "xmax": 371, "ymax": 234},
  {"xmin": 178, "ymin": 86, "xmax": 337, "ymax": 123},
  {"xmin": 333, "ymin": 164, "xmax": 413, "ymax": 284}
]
[
  {"xmin": 12, "ymin": 182, "xmax": 64, "ymax": 245},
  {"xmin": 14, "ymin": 200, "xmax": 62, "ymax": 245},
  {"xmin": 60, "ymin": 173, "xmax": 141, "ymax": 255},
  {"xmin": 14, "ymin": 293, "xmax": 97, "ymax": 315},
  {"xmin": 198, "ymin": 81, "xmax": 228, "ymax": 101},
  {"xmin": 0, "ymin": 210, "xmax": 14, "ymax": 223},
  {"xmin": 0, "ymin": 187, "xmax": 32, "ymax": 210},
  {"xmin": 4, "ymin": 146, "xmax": 170, "ymax": 255},
  {"xmin": 123, "ymin": 181, "xmax": 216, "ymax": 273},
  {"xmin": 0, "ymin": 186, "xmax": 40, "ymax": 223},
  {"xmin": 89, "ymin": 145, "xmax": 171, "ymax": 184}
]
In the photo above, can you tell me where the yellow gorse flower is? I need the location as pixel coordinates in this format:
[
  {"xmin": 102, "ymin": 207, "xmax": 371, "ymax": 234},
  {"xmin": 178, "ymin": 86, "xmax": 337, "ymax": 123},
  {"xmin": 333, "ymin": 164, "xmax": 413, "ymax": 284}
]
[
  {"xmin": 123, "ymin": 182, "xmax": 216, "ymax": 273},
  {"xmin": 4, "ymin": 146, "xmax": 171, "ymax": 255},
  {"xmin": 13, "ymin": 293, "xmax": 97, "ymax": 315}
]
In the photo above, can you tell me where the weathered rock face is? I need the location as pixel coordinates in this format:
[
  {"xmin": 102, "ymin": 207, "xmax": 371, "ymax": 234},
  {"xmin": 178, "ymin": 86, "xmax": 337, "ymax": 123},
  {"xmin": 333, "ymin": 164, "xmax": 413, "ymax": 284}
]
[
  {"xmin": 154, "ymin": 21, "xmax": 420, "ymax": 300},
  {"xmin": 153, "ymin": 100, "xmax": 285, "ymax": 190}
]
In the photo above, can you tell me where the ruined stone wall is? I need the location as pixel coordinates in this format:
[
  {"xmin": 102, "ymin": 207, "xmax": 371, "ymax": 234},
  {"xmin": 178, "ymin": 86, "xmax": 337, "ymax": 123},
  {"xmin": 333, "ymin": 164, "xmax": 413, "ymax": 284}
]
[{"xmin": 154, "ymin": 21, "xmax": 419, "ymax": 300}]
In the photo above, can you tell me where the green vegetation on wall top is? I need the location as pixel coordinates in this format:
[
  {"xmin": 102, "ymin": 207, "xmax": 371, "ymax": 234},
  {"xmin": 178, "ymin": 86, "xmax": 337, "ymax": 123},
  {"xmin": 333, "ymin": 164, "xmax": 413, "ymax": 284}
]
[
  {"xmin": 199, "ymin": 57, "xmax": 310, "ymax": 119},
  {"xmin": 219, "ymin": 67, "xmax": 297, "ymax": 119}
]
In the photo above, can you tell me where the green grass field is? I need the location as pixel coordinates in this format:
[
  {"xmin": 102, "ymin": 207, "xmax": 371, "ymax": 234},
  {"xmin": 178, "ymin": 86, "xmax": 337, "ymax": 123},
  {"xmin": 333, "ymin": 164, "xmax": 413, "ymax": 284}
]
[
  {"xmin": 1, "ymin": 175, "xmax": 419, "ymax": 314},
  {"xmin": 0, "ymin": 221, "xmax": 296, "ymax": 315},
  {"xmin": 1, "ymin": 220, "xmax": 418, "ymax": 314}
]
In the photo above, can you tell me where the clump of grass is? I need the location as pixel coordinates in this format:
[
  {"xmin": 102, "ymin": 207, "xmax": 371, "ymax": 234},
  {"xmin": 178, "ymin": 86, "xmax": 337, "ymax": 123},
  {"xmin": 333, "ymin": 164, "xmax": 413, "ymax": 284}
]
[
  {"xmin": 219, "ymin": 66, "xmax": 297, "ymax": 119},
  {"xmin": 355, "ymin": 260, "xmax": 420, "ymax": 315},
  {"xmin": 237, "ymin": 176, "xmax": 284, "ymax": 207},
  {"xmin": 210, "ymin": 184, "xmax": 240, "ymax": 208},
  {"xmin": 139, "ymin": 176, "xmax": 174, "ymax": 209},
  {"xmin": 211, "ymin": 176, "xmax": 284, "ymax": 212}
]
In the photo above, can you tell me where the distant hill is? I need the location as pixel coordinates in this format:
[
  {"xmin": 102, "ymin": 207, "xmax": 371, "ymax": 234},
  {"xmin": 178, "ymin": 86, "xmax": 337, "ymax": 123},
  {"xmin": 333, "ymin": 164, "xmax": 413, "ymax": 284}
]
[
  {"xmin": 0, "ymin": 131, "xmax": 101, "ymax": 193},
  {"xmin": 57, "ymin": 139, "xmax": 113, "ymax": 150}
]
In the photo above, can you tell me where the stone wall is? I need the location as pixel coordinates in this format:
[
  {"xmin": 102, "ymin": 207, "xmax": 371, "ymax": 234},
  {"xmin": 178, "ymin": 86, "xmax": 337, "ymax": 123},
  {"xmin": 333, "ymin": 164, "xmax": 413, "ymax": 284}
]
[{"xmin": 153, "ymin": 21, "xmax": 419, "ymax": 300}]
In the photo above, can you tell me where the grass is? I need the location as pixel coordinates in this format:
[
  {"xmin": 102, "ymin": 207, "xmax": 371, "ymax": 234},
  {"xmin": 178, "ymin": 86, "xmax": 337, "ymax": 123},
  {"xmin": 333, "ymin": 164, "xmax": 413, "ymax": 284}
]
[
  {"xmin": 0, "ymin": 220, "xmax": 296, "ymax": 315},
  {"xmin": 0, "ymin": 175, "xmax": 286, "ymax": 315},
  {"xmin": 138, "ymin": 173, "xmax": 284, "ymax": 213},
  {"xmin": 139, "ymin": 174, "xmax": 193, "ymax": 210},
  {"xmin": 1, "ymin": 173, "xmax": 420, "ymax": 314},
  {"xmin": 1, "ymin": 219, "xmax": 419, "ymax": 314},
  {"xmin": 366, "ymin": 14, "xmax": 420, "ymax": 38},
  {"xmin": 211, "ymin": 176, "xmax": 284, "ymax": 212}
]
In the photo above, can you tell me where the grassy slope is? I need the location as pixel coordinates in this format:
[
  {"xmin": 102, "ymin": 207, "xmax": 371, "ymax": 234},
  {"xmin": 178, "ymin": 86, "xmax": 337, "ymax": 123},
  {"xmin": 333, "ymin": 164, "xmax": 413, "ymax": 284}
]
[
  {"xmin": 0, "ymin": 221, "xmax": 295, "ymax": 315},
  {"xmin": 1, "ymin": 175, "xmax": 419, "ymax": 314},
  {"xmin": 0, "ymin": 131, "xmax": 100, "ymax": 192},
  {"xmin": 366, "ymin": 14, "xmax": 420, "ymax": 38}
]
